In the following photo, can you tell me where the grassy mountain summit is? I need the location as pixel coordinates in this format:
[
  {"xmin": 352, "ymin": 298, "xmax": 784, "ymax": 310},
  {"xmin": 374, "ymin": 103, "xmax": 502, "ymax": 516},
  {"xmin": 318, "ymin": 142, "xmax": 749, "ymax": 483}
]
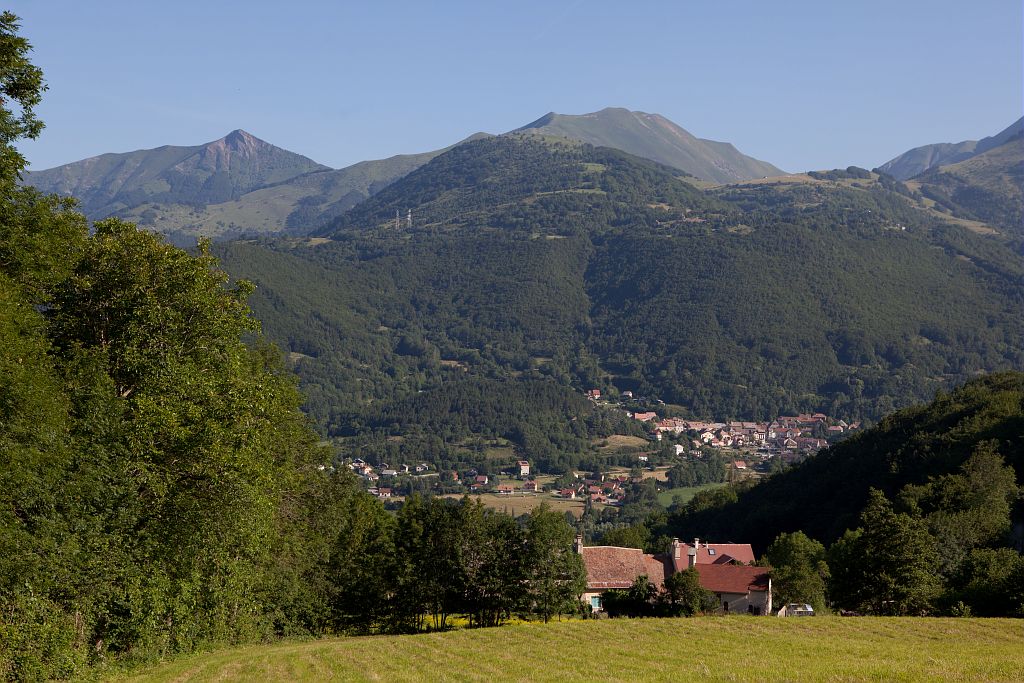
[
  {"xmin": 514, "ymin": 107, "xmax": 786, "ymax": 183},
  {"xmin": 877, "ymin": 116, "xmax": 1024, "ymax": 180}
]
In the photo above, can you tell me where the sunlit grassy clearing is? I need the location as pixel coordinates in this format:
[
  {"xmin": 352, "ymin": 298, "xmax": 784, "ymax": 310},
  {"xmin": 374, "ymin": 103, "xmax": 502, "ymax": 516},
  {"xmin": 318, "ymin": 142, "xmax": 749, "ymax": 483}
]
[
  {"xmin": 117, "ymin": 617, "xmax": 1024, "ymax": 682},
  {"xmin": 656, "ymin": 482, "xmax": 727, "ymax": 506},
  {"xmin": 442, "ymin": 492, "xmax": 592, "ymax": 518}
]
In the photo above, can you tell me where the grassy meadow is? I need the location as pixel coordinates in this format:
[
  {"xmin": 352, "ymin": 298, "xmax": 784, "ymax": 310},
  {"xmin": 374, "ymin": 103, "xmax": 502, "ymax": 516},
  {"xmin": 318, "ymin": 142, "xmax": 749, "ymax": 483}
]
[
  {"xmin": 657, "ymin": 482, "xmax": 728, "ymax": 507},
  {"xmin": 441, "ymin": 492, "xmax": 595, "ymax": 518},
  {"xmin": 115, "ymin": 617, "xmax": 1024, "ymax": 682}
]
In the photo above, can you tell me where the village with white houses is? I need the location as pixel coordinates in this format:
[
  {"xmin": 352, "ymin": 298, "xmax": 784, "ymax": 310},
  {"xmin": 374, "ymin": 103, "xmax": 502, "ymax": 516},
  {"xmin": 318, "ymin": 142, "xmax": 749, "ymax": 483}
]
[
  {"xmin": 587, "ymin": 387, "xmax": 860, "ymax": 460},
  {"xmin": 346, "ymin": 386, "xmax": 858, "ymax": 508}
]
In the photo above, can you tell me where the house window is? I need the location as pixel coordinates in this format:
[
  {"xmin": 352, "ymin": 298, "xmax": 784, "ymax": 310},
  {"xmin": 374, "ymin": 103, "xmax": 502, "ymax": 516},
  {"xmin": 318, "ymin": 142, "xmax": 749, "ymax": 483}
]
[
  {"xmin": 591, "ymin": 596, "xmax": 601, "ymax": 610},
  {"xmin": 708, "ymin": 548, "xmax": 716, "ymax": 555}
]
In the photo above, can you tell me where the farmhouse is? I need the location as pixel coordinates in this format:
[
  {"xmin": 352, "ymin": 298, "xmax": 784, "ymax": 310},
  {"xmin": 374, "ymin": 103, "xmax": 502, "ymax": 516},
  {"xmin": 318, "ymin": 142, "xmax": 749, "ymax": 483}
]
[
  {"xmin": 516, "ymin": 460, "xmax": 531, "ymax": 477},
  {"xmin": 679, "ymin": 538, "xmax": 756, "ymax": 565},
  {"xmin": 695, "ymin": 564, "xmax": 771, "ymax": 614},
  {"xmin": 578, "ymin": 537, "xmax": 770, "ymax": 615},
  {"xmin": 578, "ymin": 542, "xmax": 670, "ymax": 612}
]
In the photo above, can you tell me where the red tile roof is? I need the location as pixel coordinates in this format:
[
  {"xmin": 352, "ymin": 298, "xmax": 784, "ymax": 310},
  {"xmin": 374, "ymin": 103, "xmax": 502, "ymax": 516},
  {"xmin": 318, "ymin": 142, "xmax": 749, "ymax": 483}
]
[
  {"xmin": 695, "ymin": 564, "xmax": 770, "ymax": 594},
  {"xmin": 581, "ymin": 546, "xmax": 670, "ymax": 590},
  {"xmin": 671, "ymin": 543, "xmax": 756, "ymax": 571}
]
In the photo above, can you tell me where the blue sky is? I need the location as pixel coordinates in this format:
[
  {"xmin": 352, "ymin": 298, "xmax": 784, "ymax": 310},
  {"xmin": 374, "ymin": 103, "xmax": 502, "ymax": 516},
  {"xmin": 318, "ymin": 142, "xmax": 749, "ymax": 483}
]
[{"xmin": 11, "ymin": 0, "xmax": 1023, "ymax": 173}]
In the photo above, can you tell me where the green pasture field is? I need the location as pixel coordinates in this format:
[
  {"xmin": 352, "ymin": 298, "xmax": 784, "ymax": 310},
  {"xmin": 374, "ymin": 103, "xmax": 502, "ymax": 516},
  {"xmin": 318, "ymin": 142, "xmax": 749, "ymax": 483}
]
[
  {"xmin": 441, "ymin": 492, "xmax": 594, "ymax": 518},
  {"xmin": 657, "ymin": 482, "xmax": 728, "ymax": 507},
  {"xmin": 116, "ymin": 617, "xmax": 1024, "ymax": 682}
]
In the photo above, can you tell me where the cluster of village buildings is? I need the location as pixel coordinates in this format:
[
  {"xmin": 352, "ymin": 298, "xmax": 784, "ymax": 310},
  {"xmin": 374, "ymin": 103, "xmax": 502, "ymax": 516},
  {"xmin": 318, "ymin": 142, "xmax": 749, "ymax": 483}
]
[
  {"xmin": 346, "ymin": 389, "xmax": 858, "ymax": 502},
  {"xmin": 587, "ymin": 388, "xmax": 858, "ymax": 462},
  {"xmin": 647, "ymin": 413, "xmax": 857, "ymax": 459},
  {"xmin": 579, "ymin": 537, "xmax": 775, "ymax": 616},
  {"xmin": 350, "ymin": 458, "xmax": 536, "ymax": 499}
]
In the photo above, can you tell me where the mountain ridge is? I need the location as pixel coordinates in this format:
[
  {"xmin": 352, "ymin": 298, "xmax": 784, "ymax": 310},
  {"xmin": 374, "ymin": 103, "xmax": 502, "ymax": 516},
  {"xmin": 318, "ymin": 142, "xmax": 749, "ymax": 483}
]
[
  {"xmin": 24, "ymin": 128, "xmax": 330, "ymax": 218},
  {"xmin": 515, "ymin": 107, "xmax": 785, "ymax": 183},
  {"xmin": 878, "ymin": 117, "xmax": 1024, "ymax": 180},
  {"xmin": 905, "ymin": 129, "xmax": 1024, "ymax": 236},
  {"xmin": 23, "ymin": 108, "xmax": 790, "ymax": 242}
]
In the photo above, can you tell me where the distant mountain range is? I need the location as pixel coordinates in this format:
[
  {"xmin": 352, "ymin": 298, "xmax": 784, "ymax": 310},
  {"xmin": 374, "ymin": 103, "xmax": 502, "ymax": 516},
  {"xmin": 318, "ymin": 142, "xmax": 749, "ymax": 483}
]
[
  {"xmin": 24, "ymin": 109, "xmax": 786, "ymax": 242},
  {"xmin": 25, "ymin": 129, "xmax": 329, "ymax": 217},
  {"xmin": 877, "ymin": 117, "xmax": 1023, "ymax": 180},
  {"xmin": 23, "ymin": 129, "xmax": 482, "ymax": 244},
  {"xmin": 516, "ymin": 107, "xmax": 785, "ymax": 183},
  {"xmin": 27, "ymin": 110, "xmax": 1023, "ymax": 244}
]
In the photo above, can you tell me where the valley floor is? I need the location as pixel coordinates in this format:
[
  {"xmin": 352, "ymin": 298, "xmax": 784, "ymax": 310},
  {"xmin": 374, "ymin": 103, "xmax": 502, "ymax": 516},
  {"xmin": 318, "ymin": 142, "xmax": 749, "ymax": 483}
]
[{"xmin": 116, "ymin": 617, "xmax": 1024, "ymax": 682}]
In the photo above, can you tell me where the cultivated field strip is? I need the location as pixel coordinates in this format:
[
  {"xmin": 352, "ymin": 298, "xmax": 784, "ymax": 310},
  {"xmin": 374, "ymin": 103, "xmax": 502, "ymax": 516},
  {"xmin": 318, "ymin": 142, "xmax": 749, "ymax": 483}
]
[{"xmin": 117, "ymin": 617, "xmax": 1024, "ymax": 682}]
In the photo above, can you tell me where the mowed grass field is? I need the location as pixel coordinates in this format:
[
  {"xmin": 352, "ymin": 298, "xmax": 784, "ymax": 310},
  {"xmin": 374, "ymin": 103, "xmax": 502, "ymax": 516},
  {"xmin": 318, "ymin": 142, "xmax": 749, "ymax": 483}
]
[
  {"xmin": 116, "ymin": 617, "xmax": 1024, "ymax": 682},
  {"xmin": 441, "ymin": 492, "xmax": 594, "ymax": 518}
]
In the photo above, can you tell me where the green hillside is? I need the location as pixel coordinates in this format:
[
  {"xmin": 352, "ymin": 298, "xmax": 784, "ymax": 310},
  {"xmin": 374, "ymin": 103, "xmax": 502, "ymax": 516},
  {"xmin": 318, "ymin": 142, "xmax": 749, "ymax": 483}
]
[
  {"xmin": 516, "ymin": 107, "xmax": 785, "ymax": 183},
  {"xmin": 23, "ymin": 133, "xmax": 494, "ymax": 244},
  {"xmin": 121, "ymin": 135, "xmax": 493, "ymax": 243},
  {"xmin": 672, "ymin": 372, "xmax": 1024, "ymax": 550},
  {"xmin": 218, "ymin": 136, "xmax": 1024, "ymax": 471},
  {"xmin": 117, "ymin": 618, "xmax": 1024, "ymax": 682},
  {"xmin": 322, "ymin": 133, "xmax": 716, "ymax": 234},
  {"xmin": 908, "ymin": 133, "xmax": 1024, "ymax": 237}
]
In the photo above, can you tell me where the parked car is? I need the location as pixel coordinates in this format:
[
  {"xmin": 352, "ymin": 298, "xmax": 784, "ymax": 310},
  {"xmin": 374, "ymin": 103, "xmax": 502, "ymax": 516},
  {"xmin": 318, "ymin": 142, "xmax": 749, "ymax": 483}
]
[{"xmin": 777, "ymin": 603, "xmax": 815, "ymax": 617}]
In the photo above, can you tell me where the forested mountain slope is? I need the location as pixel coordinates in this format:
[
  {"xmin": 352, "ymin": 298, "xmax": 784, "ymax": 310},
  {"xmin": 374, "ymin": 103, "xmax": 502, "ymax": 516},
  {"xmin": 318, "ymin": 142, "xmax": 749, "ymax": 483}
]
[{"xmin": 218, "ymin": 135, "xmax": 1024, "ymax": 468}]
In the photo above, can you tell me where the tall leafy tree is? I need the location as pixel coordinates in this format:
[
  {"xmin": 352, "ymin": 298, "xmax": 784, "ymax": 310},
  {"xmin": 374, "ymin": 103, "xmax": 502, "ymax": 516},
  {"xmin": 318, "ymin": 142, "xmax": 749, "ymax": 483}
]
[
  {"xmin": 325, "ymin": 479, "xmax": 396, "ymax": 634},
  {"xmin": 459, "ymin": 503, "xmax": 527, "ymax": 628},
  {"xmin": 828, "ymin": 489, "xmax": 941, "ymax": 615},
  {"xmin": 658, "ymin": 567, "xmax": 714, "ymax": 617},
  {"xmin": 898, "ymin": 442, "xmax": 1019, "ymax": 577},
  {"xmin": 524, "ymin": 504, "xmax": 586, "ymax": 622},
  {"xmin": 764, "ymin": 531, "xmax": 829, "ymax": 611}
]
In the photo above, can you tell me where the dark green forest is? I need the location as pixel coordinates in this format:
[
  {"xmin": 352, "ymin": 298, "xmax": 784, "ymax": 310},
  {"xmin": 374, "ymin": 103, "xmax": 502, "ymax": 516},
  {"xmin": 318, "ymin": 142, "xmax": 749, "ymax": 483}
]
[
  {"xmin": 217, "ymin": 133, "xmax": 1024, "ymax": 470},
  {"xmin": 671, "ymin": 372, "xmax": 1024, "ymax": 548},
  {"xmin": 671, "ymin": 372, "xmax": 1024, "ymax": 615}
]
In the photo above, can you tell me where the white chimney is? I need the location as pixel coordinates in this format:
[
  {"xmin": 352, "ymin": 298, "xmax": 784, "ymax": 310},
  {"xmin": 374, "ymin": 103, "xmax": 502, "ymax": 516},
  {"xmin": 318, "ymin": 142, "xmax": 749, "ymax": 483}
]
[
  {"xmin": 574, "ymin": 534, "xmax": 584, "ymax": 554},
  {"xmin": 672, "ymin": 538, "xmax": 681, "ymax": 560}
]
